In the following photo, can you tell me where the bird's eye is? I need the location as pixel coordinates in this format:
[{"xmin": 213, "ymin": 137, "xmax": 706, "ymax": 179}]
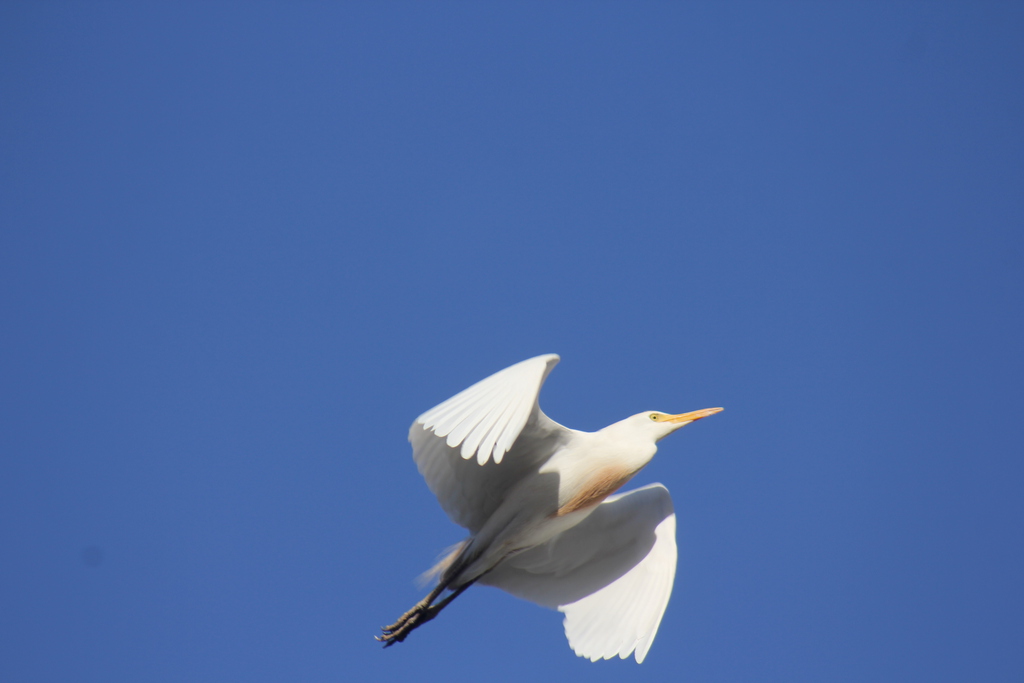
[{"xmin": 649, "ymin": 413, "xmax": 659, "ymax": 421}]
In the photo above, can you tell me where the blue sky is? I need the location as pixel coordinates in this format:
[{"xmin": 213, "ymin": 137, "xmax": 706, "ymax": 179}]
[{"xmin": 2, "ymin": 2, "xmax": 1022, "ymax": 681}]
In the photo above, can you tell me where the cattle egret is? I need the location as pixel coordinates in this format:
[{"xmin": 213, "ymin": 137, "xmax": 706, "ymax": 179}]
[{"xmin": 378, "ymin": 354, "xmax": 722, "ymax": 663}]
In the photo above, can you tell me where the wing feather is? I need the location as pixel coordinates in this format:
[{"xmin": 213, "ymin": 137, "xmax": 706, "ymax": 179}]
[
  {"xmin": 495, "ymin": 385, "xmax": 535, "ymax": 462},
  {"xmin": 564, "ymin": 500, "xmax": 676, "ymax": 663},
  {"xmin": 479, "ymin": 484, "xmax": 677, "ymax": 663},
  {"xmin": 416, "ymin": 354, "xmax": 559, "ymax": 464},
  {"xmin": 427, "ymin": 381, "xmax": 506, "ymax": 439},
  {"xmin": 440, "ymin": 383, "xmax": 506, "ymax": 449},
  {"xmin": 474, "ymin": 394, "xmax": 519, "ymax": 467}
]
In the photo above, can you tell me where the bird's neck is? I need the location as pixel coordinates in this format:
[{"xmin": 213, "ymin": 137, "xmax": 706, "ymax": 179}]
[{"xmin": 588, "ymin": 423, "xmax": 658, "ymax": 472}]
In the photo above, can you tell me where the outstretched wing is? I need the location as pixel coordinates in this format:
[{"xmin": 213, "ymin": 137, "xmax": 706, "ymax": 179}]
[
  {"xmin": 478, "ymin": 484, "xmax": 677, "ymax": 663},
  {"xmin": 411, "ymin": 354, "xmax": 569, "ymax": 532}
]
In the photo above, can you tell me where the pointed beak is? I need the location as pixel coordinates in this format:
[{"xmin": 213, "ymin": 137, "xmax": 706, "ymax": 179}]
[{"xmin": 665, "ymin": 407, "xmax": 723, "ymax": 424}]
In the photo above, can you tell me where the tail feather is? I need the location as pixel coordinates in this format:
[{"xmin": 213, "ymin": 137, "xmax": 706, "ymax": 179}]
[{"xmin": 417, "ymin": 539, "xmax": 469, "ymax": 588}]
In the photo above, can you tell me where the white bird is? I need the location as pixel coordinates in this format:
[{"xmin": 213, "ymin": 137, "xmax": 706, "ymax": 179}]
[{"xmin": 378, "ymin": 354, "xmax": 722, "ymax": 663}]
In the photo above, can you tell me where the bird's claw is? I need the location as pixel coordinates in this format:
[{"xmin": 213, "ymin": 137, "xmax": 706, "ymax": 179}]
[
  {"xmin": 378, "ymin": 603, "xmax": 439, "ymax": 647},
  {"xmin": 374, "ymin": 633, "xmax": 401, "ymax": 648},
  {"xmin": 377, "ymin": 617, "xmax": 414, "ymax": 646},
  {"xmin": 381, "ymin": 601, "xmax": 428, "ymax": 635}
]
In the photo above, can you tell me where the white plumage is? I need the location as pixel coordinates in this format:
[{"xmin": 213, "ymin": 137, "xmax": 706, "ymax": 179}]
[{"xmin": 380, "ymin": 354, "xmax": 722, "ymax": 663}]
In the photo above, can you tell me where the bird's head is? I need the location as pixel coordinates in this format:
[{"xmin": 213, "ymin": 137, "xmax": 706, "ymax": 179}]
[{"xmin": 631, "ymin": 407, "xmax": 724, "ymax": 442}]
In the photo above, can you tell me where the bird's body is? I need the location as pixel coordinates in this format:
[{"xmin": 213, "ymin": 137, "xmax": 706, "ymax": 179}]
[
  {"xmin": 379, "ymin": 354, "xmax": 722, "ymax": 663},
  {"xmin": 436, "ymin": 418, "xmax": 654, "ymax": 589}
]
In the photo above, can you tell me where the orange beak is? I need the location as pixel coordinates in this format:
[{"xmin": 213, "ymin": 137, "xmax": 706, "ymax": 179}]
[{"xmin": 665, "ymin": 407, "xmax": 724, "ymax": 424}]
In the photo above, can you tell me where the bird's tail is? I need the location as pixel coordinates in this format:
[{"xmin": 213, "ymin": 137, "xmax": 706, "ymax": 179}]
[{"xmin": 417, "ymin": 539, "xmax": 469, "ymax": 588}]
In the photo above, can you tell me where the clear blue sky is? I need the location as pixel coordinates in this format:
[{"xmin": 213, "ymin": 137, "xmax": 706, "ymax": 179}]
[{"xmin": 2, "ymin": 2, "xmax": 1022, "ymax": 681}]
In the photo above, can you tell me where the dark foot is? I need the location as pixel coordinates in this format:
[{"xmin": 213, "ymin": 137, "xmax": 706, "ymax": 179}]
[
  {"xmin": 377, "ymin": 604, "xmax": 440, "ymax": 647},
  {"xmin": 380, "ymin": 601, "xmax": 425, "ymax": 635}
]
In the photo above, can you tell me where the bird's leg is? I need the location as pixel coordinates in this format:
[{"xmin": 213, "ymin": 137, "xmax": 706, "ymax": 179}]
[{"xmin": 377, "ymin": 580, "xmax": 476, "ymax": 647}]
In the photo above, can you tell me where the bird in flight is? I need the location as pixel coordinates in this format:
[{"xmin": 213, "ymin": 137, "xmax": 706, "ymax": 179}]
[{"xmin": 378, "ymin": 354, "xmax": 722, "ymax": 662}]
